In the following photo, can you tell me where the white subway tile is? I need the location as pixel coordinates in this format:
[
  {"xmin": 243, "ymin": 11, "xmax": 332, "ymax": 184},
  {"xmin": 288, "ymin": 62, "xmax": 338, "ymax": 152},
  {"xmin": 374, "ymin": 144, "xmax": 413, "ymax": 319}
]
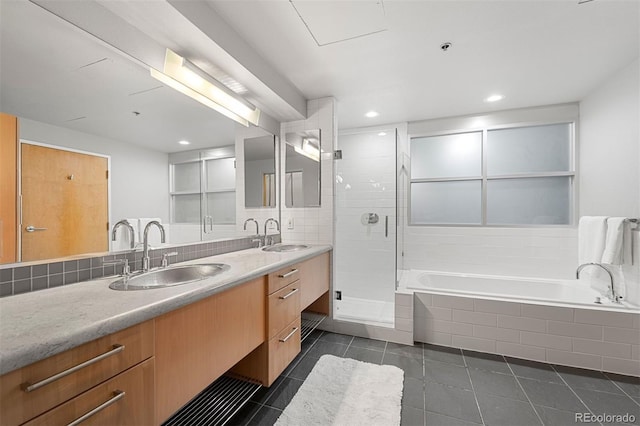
[
  {"xmin": 521, "ymin": 304, "xmax": 574, "ymax": 322},
  {"xmin": 433, "ymin": 295, "xmax": 474, "ymax": 311},
  {"xmin": 419, "ymin": 329, "xmax": 452, "ymax": 346},
  {"xmin": 547, "ymin": 321, "xmax": 603, "ymax": 340},
  {"xmin": 632, "ymin": 345, "xmax": 639, "ymax": 360},
  {"xmin": 396, "ymin": 293, "xmax": 414, "ymax": 307},
  {"xmin": 572, "ymin": 338, "xmax": 632, "ymax": 359},
  {"xmin": 574, "ymin": 309, "xmax": 635, "ymax": 328},
  {"xmin": 424, "ymin": 306, "xmax": 453, "ymax": 321},
  {"xmin": 601, "ymin": 357, "xmax": 640, "ymax": 377},
  {"xmin": 473, "ymin": 325, "xmax": 520, "ymax": 343},
  {"xmin": 453, "ymin": 310, "xmax": 497, "ymax": 326},
  {"xmin": 633, "ymin": 314, "xmax": 640, "ymax": 329},
  {"xmin": 395, "ymin": 318, "xmax": 412, "ymax": 332},
  {"xmin": 427, "ymin": 319, "xmax": 473, "ymax": 336},
  {"xmin": 498, "ymin": 315, "xmax": 546, "ymax": 332},
  {"xmin": 496, "ymin": 342, "xmax": 546, "ymax": 362},
  {"xmin": 452, "ymin": 335, "xmax": 496, "ymax": 353},
  {"xmin": 521, "ymin": 331, "xmax": 572, "ymax": 351},
  {"xmin": 396, "ymin": 305, "xmax": 412, "ymax": 320},
  {"xmin": 603, "ymin": 327, "xmax": 640, "ymax": 345},
  {"xmin": 546, "ymin": 349, "xmax": 602, "ymax": 371},
  {"xmin": 474, "ymin": 299, "xmax": 521, "ymax": 316}
]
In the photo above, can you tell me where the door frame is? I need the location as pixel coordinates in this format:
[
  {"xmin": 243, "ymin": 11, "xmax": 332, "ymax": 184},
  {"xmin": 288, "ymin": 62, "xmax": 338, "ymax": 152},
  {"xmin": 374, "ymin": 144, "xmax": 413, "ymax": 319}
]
[{"xmin": 19, "ymin": 139, "xmax": 112, "ymax": 261}]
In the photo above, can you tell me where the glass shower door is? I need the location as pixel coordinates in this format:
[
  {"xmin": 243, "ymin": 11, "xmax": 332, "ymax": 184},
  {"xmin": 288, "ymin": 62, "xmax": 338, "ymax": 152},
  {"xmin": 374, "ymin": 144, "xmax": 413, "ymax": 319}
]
[{"xmin": 334, "ymin": 128, "xmax": 397, "ymax": 327}]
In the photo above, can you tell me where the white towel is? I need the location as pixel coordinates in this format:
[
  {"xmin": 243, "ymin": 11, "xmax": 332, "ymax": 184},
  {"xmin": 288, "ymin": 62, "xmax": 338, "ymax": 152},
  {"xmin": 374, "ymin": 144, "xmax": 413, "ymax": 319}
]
[
  {"xmin": 602, "ymin": 217, "xmax": 626, "ymax": 265},
  {"xmin": 578, "ymin": 216, "xmax": 608, "ymax": 264},
  {"xmin": 139, "ymin": 218, "xmax": 163, "ymax": 246}
]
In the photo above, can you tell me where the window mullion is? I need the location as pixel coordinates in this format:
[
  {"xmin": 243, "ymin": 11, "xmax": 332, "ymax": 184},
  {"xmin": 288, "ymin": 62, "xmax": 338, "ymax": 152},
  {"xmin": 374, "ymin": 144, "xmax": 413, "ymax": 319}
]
[{"xmin": 481, "ymin": 128, "xmax": 488, "ymax": 226}]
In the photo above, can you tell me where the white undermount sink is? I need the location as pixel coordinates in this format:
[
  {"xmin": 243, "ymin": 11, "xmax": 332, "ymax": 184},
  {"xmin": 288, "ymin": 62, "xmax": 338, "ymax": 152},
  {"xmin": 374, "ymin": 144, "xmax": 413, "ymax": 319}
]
[{"xmin": 109, "ymin": 263, "xmax": 230, "ymax": 290}]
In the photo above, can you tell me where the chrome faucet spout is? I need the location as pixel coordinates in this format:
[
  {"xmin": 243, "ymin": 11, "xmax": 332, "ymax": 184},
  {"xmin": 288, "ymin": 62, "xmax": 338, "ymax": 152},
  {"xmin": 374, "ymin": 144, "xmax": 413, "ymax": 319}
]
[
  {"xmin": 112, "ymin": 219, "xmax": 136, "ymax": 249},
  {"xmin": 243, "ymin": 218, "xmax": 259, "ymax": 235},
  {"xmin": 142, "ymin": 221, "xmax": 166, "ymax": 272},
  {"xmin": 576, "ymin": 262, "xmax": 619, "ymax": 303},
  {"xmin": 263, "ymin": 218, "xmax": 280, "ymax": 246}
]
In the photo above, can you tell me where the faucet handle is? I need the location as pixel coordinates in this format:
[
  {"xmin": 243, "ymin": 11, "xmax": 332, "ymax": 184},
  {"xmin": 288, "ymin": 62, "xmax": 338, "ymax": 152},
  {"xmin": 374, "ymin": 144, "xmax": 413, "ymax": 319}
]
[
  {"xmin": 252, "ymin": 238, "xmax": 263, "ymax": 248},
  {"xmin": 161, "ymin": 251, "xmax": 179, "ymax": 268},
  {"xmin": 103, "ymin": 258, "xmax": 130, "ymax": 276}
]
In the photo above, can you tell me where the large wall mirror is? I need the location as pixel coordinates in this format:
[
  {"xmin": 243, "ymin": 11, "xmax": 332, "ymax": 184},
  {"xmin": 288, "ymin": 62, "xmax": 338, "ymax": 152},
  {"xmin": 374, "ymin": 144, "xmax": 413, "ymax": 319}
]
[
  {"xmin": 244, "ymin": 135, "xmax": 277, "ymax": 208},
  {"xmin": 0, "ymin": 1, "xmax": 275, "ymax": 265},
  {"xmin": 284, "ymin": 130, "xmax": 321, "ymax": 208}
]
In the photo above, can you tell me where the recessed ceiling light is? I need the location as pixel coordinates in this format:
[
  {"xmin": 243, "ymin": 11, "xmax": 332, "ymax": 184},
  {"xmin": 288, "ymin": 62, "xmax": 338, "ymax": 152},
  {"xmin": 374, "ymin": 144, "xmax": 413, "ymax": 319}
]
[
  {"xmin": 378, "ymin": 132, "xmax": 387, "ymax": 136},
  {"xmin": 485, "ymin": 94, "xmax": 505, "ymax": 103},
  {"xmin": 365, "ymin": 111, "xmax": 379, "ymax": 118},
  {"xmin": 178, "ymin": 140, "xmax": 190, "ymax": 145}
]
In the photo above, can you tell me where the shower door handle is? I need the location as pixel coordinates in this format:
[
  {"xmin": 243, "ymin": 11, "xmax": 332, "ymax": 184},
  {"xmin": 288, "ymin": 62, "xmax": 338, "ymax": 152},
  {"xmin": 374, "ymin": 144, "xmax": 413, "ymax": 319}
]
[{"xmin": 385, "ymin": 216, "xmax": 388, "ymax": 237}]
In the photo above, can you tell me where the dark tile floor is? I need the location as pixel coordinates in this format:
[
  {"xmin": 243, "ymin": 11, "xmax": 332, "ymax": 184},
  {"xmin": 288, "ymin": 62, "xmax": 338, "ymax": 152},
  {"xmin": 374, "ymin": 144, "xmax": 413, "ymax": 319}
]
[{"xmin": 228, "ymin": 331, "xmax": 640, "ymax": 426}]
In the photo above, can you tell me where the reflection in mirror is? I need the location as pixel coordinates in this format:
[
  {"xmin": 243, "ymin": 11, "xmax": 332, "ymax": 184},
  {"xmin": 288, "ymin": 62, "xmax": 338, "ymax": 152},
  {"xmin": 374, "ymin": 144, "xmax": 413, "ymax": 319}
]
[
  {"xmin": 284, "ymin": 130, "xmax": 321, "ymax": 208},
  {"xmin": 244, "ymin": 135, "xmax": 277, "ymax": 208},
  {"xmin": 0, "ymin": 1, "xmax": 254, "ymax": 265}
]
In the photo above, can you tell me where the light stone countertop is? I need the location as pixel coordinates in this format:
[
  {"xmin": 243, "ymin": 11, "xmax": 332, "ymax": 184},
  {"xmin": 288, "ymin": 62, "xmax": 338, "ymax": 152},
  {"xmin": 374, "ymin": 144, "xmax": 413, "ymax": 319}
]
[{"xmin": 0, "ymin": 244, "xmax": 332, "ymax": 375}]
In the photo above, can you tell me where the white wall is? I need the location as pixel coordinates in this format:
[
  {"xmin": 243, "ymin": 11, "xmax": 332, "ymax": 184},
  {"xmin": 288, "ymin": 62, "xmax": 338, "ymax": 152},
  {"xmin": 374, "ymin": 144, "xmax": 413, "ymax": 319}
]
[
  {"xmin": 19, "ymin": 118, "xmax": 170, "ymax": 223},
  {"xmin": 280, "ymin": 98, "xmax": 336, "ymax": 245},
  {"xmin": 403, "ymin": 104, "xmax": 580, "ymax": 279}
]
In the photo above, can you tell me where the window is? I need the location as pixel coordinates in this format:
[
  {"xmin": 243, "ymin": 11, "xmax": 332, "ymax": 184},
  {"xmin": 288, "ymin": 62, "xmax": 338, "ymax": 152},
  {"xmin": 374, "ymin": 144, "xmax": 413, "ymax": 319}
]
[{"xmin": 410, "ymin": 123, "xmax": 574, "ymax": 226}]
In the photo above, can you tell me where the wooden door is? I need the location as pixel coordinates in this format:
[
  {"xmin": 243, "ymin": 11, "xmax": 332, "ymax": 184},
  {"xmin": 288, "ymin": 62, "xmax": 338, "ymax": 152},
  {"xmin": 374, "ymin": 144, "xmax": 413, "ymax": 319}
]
[
  {"xmin": 21, "ymin": 143, "xmax": 109, "ymax": 261},
  {"xmin": 0, "ymin": 113, "xmax": 18, "ymax": 264}
]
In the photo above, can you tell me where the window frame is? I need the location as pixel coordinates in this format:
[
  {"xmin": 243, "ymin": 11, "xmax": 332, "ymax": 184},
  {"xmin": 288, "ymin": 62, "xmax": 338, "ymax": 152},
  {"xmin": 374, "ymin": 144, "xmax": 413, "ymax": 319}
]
[{"xmin": 408, "ymin": 121, "xmax": 576, "ymax": 227}]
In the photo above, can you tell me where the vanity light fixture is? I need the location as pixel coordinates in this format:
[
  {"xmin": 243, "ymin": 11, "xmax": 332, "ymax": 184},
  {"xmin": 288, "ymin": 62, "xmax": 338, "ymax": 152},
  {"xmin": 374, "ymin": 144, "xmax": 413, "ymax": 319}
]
[
  {"xmin": 178, "ymin": 140, "xmax": 190, "ymax": 145},
  {"xmin": 365, "ymin": 111, "xmax": 379, "ymax": 118},
  {"xmin": 484, "ymin": 94, "xmax": 505, "ymax": 103},
  {"xmin": 150, "ymin": 49, "xmax": 261, "ymax": 127},
  {"xmin": 294, "ymin": 138, "xmax": 320, "ymax": 162},
  {"xmin": 378, "ymin": 132, "xmax": 387, "ymax": 136}
]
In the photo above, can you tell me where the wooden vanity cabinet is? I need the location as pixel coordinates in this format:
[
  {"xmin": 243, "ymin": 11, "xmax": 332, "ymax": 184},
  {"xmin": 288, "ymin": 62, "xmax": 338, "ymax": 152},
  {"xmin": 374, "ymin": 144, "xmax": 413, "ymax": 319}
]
[
  {"xmin": 0, "ymin": 320, "xmax": 154, "ymax": 425},
  {"xmin": 23, "ymin": 358, "xmax": 154, "ymax": 426},
  {"xmin": 154, "ymin": 277, "xmax": 266, "ymax": 423}
]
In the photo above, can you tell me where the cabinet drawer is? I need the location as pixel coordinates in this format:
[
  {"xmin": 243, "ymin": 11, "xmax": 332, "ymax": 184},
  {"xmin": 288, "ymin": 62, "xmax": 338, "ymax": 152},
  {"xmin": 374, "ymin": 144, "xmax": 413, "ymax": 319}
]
[
  {"xmin": 268, "ymin": 264, "xmax": 300, "ymax": 294},
  {"xmin": 24, "ymin": 358, "xmax": 154, "ymax": 426},
  {"xmin": 268, "ymin": 281, "xmax": 300, "ymax": 339},
  {"xmin": 268, "ymin": 317, "xmax": 301, "ymax": 381},
  {"xmin": 0, "ymin": 320, "xmax": 154, "ymax": 425}
]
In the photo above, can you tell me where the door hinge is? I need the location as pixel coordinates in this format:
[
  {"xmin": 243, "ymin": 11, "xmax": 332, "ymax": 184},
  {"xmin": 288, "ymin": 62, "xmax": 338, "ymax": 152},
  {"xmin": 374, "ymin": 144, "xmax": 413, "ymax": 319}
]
[
  {"xmin": 106, "ymin": 170, "xmax": 109, "ymax": 179},
  {"xmin": 333, "ymin": 150, "xmax": 342, "ymax": 160},
  {"xmin": 335, "ymin": 290, "xmax": 342, "ymax": 300},
  {"xmin": 107, "ymin": 222, "xmax": 109, "ymax": 231}
]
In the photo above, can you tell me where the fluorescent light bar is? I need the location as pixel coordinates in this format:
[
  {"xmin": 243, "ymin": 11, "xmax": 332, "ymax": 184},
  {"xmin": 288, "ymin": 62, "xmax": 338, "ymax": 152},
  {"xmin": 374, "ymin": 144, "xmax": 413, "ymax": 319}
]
[{"xmin": 150, "ymin": 49, "xmax": 261, "ymax": 127}]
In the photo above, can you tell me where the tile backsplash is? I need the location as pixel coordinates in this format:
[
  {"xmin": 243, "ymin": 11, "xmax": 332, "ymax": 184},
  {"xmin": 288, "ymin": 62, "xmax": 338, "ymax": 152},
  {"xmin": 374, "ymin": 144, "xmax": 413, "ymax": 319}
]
[{"xmin": 0, "ymin": 236, "xmax": 276, "ymax": 298}]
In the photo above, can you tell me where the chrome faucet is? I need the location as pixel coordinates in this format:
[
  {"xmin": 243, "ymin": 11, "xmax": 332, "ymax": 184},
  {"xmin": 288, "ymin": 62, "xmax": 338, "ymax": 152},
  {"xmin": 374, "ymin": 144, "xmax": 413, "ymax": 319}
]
[
  {"xmin": 243, "ymin": 218, "xmax": 259, "ymax": 235},
  {"xmin": 112, "ymin": 219, "xmax": 136, "ymax": 249},
  {"xmin": 142, "ymin": 221, "xmax": 166, "ymax": 272},
  {"xmin": 264, "ymin": 218, "xmax": 280, "ymax": 246},
  {"xmin": 576, "ymin": 262, "xmax": 620, "ymax": 303}
]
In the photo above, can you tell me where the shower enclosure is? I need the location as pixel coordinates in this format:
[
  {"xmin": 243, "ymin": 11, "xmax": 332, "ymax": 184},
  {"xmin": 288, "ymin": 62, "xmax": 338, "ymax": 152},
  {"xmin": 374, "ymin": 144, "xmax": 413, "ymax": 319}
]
[{"xmin": 333, "ymin": 128, "xmax": 397, "ymax": 327}]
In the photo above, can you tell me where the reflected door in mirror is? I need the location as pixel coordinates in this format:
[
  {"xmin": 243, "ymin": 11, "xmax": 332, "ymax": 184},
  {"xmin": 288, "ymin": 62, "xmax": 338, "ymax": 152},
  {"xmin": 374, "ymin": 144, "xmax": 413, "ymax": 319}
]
[
  {"xmin": 21, "ymin": 143, "xmax": 109, "ymax": 261},
  {"xmin": 0, "ymin": 113, "xmax": 18, "ymax": 264}
]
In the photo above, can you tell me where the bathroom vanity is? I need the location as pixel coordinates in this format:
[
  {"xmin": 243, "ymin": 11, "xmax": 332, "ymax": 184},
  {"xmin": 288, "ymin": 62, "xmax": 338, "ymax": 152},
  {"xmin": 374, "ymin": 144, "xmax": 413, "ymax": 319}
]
[{"xmin": 0, "ymin": 246, "xmax": 331, "ymax": 425}]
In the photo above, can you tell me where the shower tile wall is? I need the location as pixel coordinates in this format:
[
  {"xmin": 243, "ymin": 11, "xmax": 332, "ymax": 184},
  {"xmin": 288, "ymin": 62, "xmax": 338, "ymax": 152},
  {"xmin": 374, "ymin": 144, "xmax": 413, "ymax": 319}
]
[{"xmin": 280, "ymin": 97, "xmax": 335, "ymax": 245}]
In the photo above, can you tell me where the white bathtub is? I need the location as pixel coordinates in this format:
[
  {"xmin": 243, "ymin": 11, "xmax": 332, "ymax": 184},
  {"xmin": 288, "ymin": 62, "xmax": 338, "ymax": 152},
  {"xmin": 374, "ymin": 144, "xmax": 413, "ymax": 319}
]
[
  {"xmin": 399, "ymin": 269, "xmax": 638, "ymax": 309},
  {"xmin": 398, "ymin": 270, "xmax": 640, "ymax": 376}
]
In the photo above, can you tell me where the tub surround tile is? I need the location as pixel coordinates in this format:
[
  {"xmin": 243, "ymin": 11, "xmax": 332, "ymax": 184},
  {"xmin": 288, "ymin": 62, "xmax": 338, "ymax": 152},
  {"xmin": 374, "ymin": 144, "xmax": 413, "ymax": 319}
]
[
  {"xmin": 497, "ymin": 314, "xmax": 546, "ymax": 333},
  {"xmin": 433, "ymin": 295, "xmax": 474, "ymax": 311},
  {"xmin": 422, "ymin": 306, "xmax": 453, "ymax": 321},
  {"xmin": 453, "ymin": 310, "xmax": 497, "ymax": 327},
  {"xmin": 521, "ymin": 331, "xmax": 573, "ymax": 351},
  {"xmin": 427, "ymin": 319, "xmax": 473, "ymax": 336},
  {"xmin": 418, "ymin": 330, "xmax": 452, "ymax": 346},
  {"xmin": 604, "ymin": 326, "xmax": 640, "ymax": 345},
  {"xmin": 572, "ymin": 338, "xmax": 632, "ymax": 359},
  {"xmin": 473, "ymin": 325, "xmax": 520, "ymax": 343},
  {"xmin": 633, "ymin": 346, "xmax": 640, "ymax": 361},
  {"xmin": 473, "ymin": 299, "xmax": 520, "ymax": 316},
  {"xmin": 547, "ymin": 350, "xmax": 602, "ymax": 371},
  {"xmin": 521, "ymin": 304, "xmax": 575, "ymax": 322},
  {"xmin": 574, "ymin": 309, "xmax": 635, "ymax": 328},
  {"xmin": 547, "ymin": 320, "xmax": 603, "ymax": 340},
  {"xmin": 496, "ymin": 342, "xmax": 546, "ymax": 363},
  {"xmin": 453, "ymin": 335, "xmax": 496, "ymax": 353},
  {"xmin": 602, "ymin": 357, "xmax": 640, "ymax": 378}
]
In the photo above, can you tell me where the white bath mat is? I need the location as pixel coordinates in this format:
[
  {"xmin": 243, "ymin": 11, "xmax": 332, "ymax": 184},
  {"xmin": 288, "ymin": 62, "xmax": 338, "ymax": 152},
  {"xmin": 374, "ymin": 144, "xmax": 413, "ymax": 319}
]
[{"xmin": 275, "ymin": 354, "xmax": 404, "ymax": 426}]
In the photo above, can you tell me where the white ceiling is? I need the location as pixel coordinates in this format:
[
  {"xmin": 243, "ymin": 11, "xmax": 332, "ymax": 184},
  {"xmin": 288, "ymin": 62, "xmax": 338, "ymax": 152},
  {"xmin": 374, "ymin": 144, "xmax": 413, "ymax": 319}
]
[{"xmin": 207, "ymin": 0, "xmax": 639, "ymax": 129}]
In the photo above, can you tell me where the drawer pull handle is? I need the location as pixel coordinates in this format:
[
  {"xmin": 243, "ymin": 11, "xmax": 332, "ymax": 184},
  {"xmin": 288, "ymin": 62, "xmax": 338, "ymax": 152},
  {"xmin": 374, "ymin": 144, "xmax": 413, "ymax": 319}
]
[
  {"xmin": 278, "ymin": 269, "xmax": 298, "ymax": 279},
  {"xmin": 279, "ymin": 327, "xmax": 299, "ymax": 343},
  {"xmin": 67, "ymin": 390, "xmax": 125, "ymax": 426},
  {"xmin": 22, "ymin": 344, "xmax": 125, "ymax": 392},
  {"xmin": 279, "ymin": 288, "xmax": 299, "ymax": 300}
]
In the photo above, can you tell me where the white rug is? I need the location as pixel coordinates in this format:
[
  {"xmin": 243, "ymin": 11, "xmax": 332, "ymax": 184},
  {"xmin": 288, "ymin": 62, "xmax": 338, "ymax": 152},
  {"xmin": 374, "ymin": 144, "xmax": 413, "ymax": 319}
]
[{"xmin": 275, "ymin": 355, "xmax": 404, "ymax": 426}]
